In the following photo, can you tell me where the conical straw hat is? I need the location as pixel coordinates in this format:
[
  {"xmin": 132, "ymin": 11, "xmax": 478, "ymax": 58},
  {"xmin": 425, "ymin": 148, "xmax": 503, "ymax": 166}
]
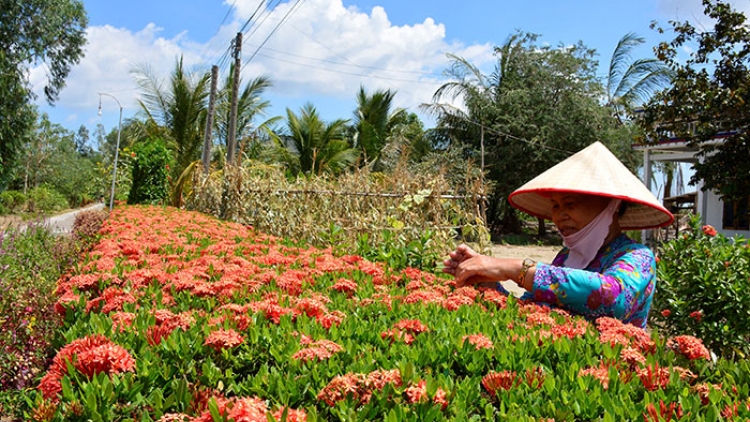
[{"xmin": 508, "ymin": 141, "xmax": 674, "ymax": 230}]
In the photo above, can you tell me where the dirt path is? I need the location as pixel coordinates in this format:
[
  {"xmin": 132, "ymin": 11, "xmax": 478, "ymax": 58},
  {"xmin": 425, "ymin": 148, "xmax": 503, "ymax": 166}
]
[
  {"xmin": 490, "ymin": 243, "xmax": 560, "ymax": 263},
  {"xmin": 490, "ymin": 243, "xmax": 561, "ymax": 297}
]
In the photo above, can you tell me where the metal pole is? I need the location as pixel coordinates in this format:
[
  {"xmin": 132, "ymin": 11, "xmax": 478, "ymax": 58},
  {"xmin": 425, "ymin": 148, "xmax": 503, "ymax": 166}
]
[{"xmin": 99, "ymin": 92, "xmax": 123, "ymax": 211}]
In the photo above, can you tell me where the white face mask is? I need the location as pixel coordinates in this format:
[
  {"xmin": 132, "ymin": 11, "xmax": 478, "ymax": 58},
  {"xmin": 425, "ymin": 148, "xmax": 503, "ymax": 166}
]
[{"xmin": 562, "ymin": 199, "xmax": 621, "ymax": 269}]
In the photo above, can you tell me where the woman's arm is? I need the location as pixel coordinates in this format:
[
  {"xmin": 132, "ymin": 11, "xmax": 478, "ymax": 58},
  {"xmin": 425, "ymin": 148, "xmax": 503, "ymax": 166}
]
[{"xmin": 529, "ymin": 243, "xmax": 656, "ymax": 326}]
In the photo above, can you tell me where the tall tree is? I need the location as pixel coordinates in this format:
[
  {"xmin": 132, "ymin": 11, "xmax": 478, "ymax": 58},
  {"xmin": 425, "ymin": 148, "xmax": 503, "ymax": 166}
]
[
  {"xmin": 272, "ymin": 103, "xmax": 358, "ymax": 176},
  {"xmin": 215, "ymin": 67, "xmax": 280, "ymax": 164},
  {"xmin": 0, "ymin": 0, "xmax": 87, "ymax": 188},
  {"xmin": 605, "ymin": 32, "xmax": 673, "ymax": 123},
  {"xmin": 639, "ymin": 0, "xmax": 750, "ymax": 203},
  {"xmin": 351, "ymin": 86, "xmax": 399, "ymax": 167},
  {"xmin": 132, "ymin": 57, "xmax": 210, "ymax": 204},
  {"xmin": 429, "ymin": 32, "xmax": 627, "ymax": 234}
]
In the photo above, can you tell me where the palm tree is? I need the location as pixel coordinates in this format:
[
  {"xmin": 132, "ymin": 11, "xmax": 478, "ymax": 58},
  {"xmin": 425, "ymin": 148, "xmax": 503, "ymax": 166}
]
[
  {"xmin": 605, "ymin": 32, "xmax": 673, "ymax": 123},
  {"xmin": 132, "ymin": 57, "xmax": 210, "ymax": 203},
  {"xmin": 215, "ymin": 66, "xmax": 281, "ymax": 164},
  {"xmin": 352, "ymin": 86, "xmax": 399, "ymax": 167},
  {"xmin": 272, "ymin": 103, "xmax": 358, "ymax": 176}
]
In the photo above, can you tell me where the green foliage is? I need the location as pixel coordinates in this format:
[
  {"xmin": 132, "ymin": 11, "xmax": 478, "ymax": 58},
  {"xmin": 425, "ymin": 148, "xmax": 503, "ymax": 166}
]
[
  {"xmin": 355, "ymin": 229, "xmax": 443, "ymax": 271},
  {"xmin": 0, "ymin": 0, "xmax": 87, "ymax": 188},
  {"xmin": 26, "ymin": 185, "xmax": 69, "ymax": 213},
  {"xmin": 640, "ymin": 0, "xmax": 750, "ymax": 203},
  {"xmin": 132, "ymin": 57, "xmax": 209, "ymax": 202},
  {"xmin": 128, "ymin": 139, "xmax": 172, "ymax": 205},
  {"xmin": 430, "ymin": 31, "xmax": 632, "ymax": 233},
  {"xmin": 652, "ymin": 215, "xmax": 750, "ymax": 359},
  {"xmin": 272, "ymin": 103, "xmax": 359, "ymax": 176},
  {"xmin": 0, "ymin": 190, "xmax": 27, "ymax": 214}
]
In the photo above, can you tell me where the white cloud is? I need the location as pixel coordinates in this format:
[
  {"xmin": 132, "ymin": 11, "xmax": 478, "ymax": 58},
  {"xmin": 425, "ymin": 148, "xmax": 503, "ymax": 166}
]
[{"xmin": 32, "ymin": 0, "xmax": 493, "ymax": 128}]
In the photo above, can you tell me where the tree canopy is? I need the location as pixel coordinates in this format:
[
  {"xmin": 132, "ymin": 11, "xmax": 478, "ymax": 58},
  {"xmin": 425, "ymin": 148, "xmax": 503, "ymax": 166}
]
[
  {"xmin": 429, "ymin": 32, "xmax": 632, "ymax": 233},
  {"xmin": 0, "ymin": 0, "xmax": 87, "ymax": 188},
  {"xmin": 639, "ymin": 0, "xmax": 750, "ymax": 203}
]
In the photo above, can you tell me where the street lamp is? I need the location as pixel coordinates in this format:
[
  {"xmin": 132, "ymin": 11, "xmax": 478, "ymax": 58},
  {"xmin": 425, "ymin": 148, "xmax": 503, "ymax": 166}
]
[{"xmin": 98, "ymin": 93, "xmax": 123, "ymax": 211}]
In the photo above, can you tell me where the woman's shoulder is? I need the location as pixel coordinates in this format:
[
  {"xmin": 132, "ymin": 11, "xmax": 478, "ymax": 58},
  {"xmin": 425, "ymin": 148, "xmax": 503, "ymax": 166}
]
[{"xmin": 607, "ymin": 233, "xmax": 654, "ymax": 258}]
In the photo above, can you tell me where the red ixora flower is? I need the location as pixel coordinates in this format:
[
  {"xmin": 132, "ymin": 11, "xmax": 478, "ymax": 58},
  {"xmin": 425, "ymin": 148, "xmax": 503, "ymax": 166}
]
[
  {"xmin": 689, "ymin": 310, "xmax": 703, "ymax": 322},
  {"xmin": 204, "ymin": 329, "xmax": 244, "ymax": 351},
  {"xmin": 668, "ymin": 335, "xmax": 711, "ymax": 360},
  {"xmin": 660, "ymin": 309, "xmax": 671, "ymax": 317},
  {"xmin": 702, "ymin": 225, "xmax": 717, "ymax": 237}
]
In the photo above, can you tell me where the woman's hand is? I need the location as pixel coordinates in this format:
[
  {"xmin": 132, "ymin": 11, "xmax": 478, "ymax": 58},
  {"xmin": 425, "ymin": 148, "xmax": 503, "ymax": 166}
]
[{"xmin": 443, "ymin": 244, "xmax": 510, "ymax": 287}]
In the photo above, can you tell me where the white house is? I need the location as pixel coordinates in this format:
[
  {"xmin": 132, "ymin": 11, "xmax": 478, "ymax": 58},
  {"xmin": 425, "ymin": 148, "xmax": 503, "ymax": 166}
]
[{"xmin": 634, "ymin": 136, "xmax": 750, "ymax": 239}]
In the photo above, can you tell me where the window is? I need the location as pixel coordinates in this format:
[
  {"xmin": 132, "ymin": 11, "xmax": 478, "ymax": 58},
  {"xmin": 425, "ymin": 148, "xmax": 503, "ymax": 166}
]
[{"xmin": 723, "ymin": 196, "xmax": 750, "ymax": 230}]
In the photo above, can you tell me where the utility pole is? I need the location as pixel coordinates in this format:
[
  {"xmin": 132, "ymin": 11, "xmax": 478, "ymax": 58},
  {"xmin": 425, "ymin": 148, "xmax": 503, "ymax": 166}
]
[
  {"xmin": 226, "ymin": 32, "xmax": 242, "ymax": 165},
  {"xmin": 203, "ymin": 65, "xmax": 219, "ymax": 173}
]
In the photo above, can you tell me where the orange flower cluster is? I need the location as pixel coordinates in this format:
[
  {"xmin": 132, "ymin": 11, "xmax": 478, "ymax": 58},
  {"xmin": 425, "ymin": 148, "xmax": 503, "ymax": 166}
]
[
  {"xmin": 481, "ymin": 370, "xmax": 521, "ymax": 394},
  {"xmin": 403, "ymin": 380, "xmax": 448, "ymax": 409},
  {"xmin": 317, "ymin": 369, "xmax": 402, "ymax": 406},
  {"xmin": 292, "ymin": 339, "xmax": 343, "ymax": 362},
  {"xmin": 595, "ymin": 317, "xmax": 655, "ymax": 353},
  {"xmin": 38, "ymin": 335, "xmax": 135, "ymax": 401},
  {"xmin": 462, "ymin": 333, "xmax": 494, "ymax": 350},
  {"xmin": 668, "ymin": 335, "xmax": 711, "ymax": 360},
  {"xmin": 643, "ymin": 400, "xmax": 684, "ymax": 422},
  {"xmin": 204, "ymin": 329, "xmax": 245, "ymax": 352}
]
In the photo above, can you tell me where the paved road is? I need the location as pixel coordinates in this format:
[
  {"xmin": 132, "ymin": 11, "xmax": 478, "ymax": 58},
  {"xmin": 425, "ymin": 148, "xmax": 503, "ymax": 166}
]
[{"xmin": 46, "ymin": 202, "xmax": 107, "ymax": 234}]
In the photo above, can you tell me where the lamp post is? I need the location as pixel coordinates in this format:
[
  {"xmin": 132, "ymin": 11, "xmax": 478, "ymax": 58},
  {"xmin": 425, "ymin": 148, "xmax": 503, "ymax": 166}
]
[{"xmin": 98, "ymin": 93, "xmax": 123, "ymax": 211}]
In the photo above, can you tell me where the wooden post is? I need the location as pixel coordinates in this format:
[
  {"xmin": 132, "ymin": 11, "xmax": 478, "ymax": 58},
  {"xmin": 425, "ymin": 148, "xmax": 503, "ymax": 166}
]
[
  {"xmin": 202, "ymin": 65, "xmax": 218, "ymax": 174},
  {"xmin": 226, "ymin": 32, "xmax": 242, "ymax": 165}
]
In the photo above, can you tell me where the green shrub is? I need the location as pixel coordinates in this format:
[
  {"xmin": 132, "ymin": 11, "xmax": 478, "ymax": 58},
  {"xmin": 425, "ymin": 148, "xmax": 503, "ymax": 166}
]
[
  {"xmin": 26, "ymin": 185, "xmax": 69, "ymax": 213},
  {"xmin": 127, "ymin": 139, "xmax": 171, "ymax": 205},
  {"xmin": 0, "ymin": 190, "xmax": 27, "ymax": 213},
  {"xmin": 652, "ymin": 215, "xmax": 750, "ymax": 359}
]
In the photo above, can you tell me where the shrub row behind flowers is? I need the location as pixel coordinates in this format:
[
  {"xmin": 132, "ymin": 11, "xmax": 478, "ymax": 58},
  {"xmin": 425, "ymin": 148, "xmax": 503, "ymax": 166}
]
[
  {"xmin": 13, "ymin": 205, "xmax": 750, "ymax": 421},
  {"xmin": 186, "ymin": 163, "xmax": 491, "ymax": 271},
  {"xmin": 652, "ymin": 215, "xmax": 750, "ymax": 360}
]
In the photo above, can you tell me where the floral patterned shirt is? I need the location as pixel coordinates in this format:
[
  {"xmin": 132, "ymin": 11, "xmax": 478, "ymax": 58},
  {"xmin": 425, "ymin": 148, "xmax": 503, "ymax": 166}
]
[{"xmin": 517, "ymin": 234, "xmax": 656, "ymax": 328}]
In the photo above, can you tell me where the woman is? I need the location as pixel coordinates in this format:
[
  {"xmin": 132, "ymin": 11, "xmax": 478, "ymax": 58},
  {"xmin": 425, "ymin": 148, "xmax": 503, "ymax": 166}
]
[{"xmin": 443, "ymin": 142, "xmax": 674, "ymax": 328}]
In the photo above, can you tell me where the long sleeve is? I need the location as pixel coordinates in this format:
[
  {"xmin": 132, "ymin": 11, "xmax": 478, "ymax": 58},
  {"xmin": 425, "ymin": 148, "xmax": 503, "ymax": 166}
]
[{"xmin": 528, "ymin": 235, "xmax": 656, "ymax": 328}]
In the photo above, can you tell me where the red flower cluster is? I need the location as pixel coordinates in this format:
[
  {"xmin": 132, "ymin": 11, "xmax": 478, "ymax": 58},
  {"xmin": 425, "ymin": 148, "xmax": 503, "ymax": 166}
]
[
  {"xmin": 668, "ymin": 335, "xmax": 711, "ymax": 360},
  {"xmin": 462, "ymin": 333, "xmax": 494, "ymax": 350},
  {"xmin": 38, "ymin": 335, "xmax": 135, "ymax": 400},
  {"xmin": 403, "ymin": 380, "xmax": 448, "ymax": 409},
  {"xmin": 204, "ymin": 329, "xmax": 244, "ymax": 351},
  {"xmin": 643, "ymin": 400, "xmax": 684, "ymax": 422},
  {"xmin": 482, "ymin": 370, "xmax": 521, "ymax": 394},
  {"xmin": 317, "ymin": 369, "xmax": 403, "ymax": 406},
  {"xmin": 596, "ymin": 317, "xmax": 654, "ymax": 353},
  {"xmin": 292, "ymin": 339, "xmax": 343, "ymax": 362},
  {"xmin": 702, "ymin": 225, "xmax": 718, "ymax": 237},
  {"xmin": 579, "ymin": 362, "xmax": 612, "ymax": 390}
]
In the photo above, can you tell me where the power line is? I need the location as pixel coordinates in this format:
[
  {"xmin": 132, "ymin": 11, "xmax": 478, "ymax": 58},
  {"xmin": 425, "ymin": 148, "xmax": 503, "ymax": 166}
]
[
  {"xmin": 250, "ymin": 50, "xmax": 442, "ymax": 85},
  {"xmin": 244, "ymin": 0, "xmax": 307, "ymax": 66},
  {"xmin": 254, "ymin": 45, "xmax": 443, "ymax": 77}
]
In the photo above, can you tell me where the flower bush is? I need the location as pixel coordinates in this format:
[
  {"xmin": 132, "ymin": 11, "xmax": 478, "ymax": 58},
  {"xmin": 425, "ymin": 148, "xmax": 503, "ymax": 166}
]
[
  {"xmin": 0, "ymin": 211, "xmax": 107, "ymax": 417},
  {"xmin": 652, "ymin": 215, "xmax": 750, "ymax": 359},
  {"xmin": 8, "ymin": 205, "xmax": 750, "ymax": 420}
]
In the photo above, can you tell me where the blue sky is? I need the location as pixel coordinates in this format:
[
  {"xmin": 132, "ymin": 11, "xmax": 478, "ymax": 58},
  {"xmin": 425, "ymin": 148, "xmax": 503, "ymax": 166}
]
[{"xmin": 31, "ymin": 0, "xmax": 748, "ymax": 137}]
